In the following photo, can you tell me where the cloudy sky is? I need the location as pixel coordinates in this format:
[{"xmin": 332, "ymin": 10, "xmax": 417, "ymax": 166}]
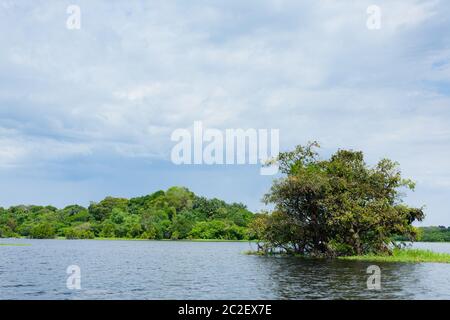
[{"xmin": 0, "ymin": 0, "xmax": 449, "ymax": 225}]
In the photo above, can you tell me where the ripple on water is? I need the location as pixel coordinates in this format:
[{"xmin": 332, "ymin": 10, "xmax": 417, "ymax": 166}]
[{"xmin": 1, "ymin": 240, "xmax": 450, "ymax": 299}]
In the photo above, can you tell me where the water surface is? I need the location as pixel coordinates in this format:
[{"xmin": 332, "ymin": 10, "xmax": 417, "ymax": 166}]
[{"xmin": 1, "ymin": 239, "xmax": 449, "ymax": 299}]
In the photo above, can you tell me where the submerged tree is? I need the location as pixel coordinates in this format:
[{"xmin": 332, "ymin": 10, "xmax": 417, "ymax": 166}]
[{"xmin": 254, "ymin": 142, "xmax": 424, "ymax": 257}]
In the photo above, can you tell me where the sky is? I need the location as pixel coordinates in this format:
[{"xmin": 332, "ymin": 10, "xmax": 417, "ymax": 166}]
[{"xmin": 0, "ymin": 0, "xmax": 449, "ymax": 225}]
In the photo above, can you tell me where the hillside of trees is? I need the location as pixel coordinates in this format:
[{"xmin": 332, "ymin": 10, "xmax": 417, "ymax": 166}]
[{"xmin": 0, "ymin": 187, "xmax": 256, "ymax": 240}]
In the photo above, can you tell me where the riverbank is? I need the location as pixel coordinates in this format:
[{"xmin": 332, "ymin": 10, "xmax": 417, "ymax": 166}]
[
  {"xmin": 92, "ymin": 237, "xmax": 255, "ymax": 242},
  {"xmin": 246, "ymin": 248, "xmax": 450, "ymax": 264},
  {"xmin": 4, "ymin": 239, "xmax": 450, "ymax": 263},
  {"xmin": 340, "ymin": 248, "xmax": 450, "ymax": 264},
  {"xmin": 1, "ymin": 236, "xmax": 256, "ymax": 243}
]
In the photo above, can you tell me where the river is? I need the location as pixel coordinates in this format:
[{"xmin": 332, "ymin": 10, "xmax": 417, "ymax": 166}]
[{"xmin": 1, "ymin": 239, "xmax": 449, "ymax": 299}]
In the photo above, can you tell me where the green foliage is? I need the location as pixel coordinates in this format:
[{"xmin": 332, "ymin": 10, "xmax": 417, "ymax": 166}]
[
  {"xmin": 394, "ymin": 226, "xmax": 450, "ymax": 242},
  {"xmin": 64, "ymin": 223, "xmax": 95, "ymax": 239},
  {"xmin": 255, "ymin": 142, "xmax": 425, "ymax": 257},
  {"xmin": 170, "ymin": 211, "xmax": 197, "ymax": 239},
  {"xmin": 340, "ymin": 248, "xmax": 450, "ymax": 263},
  {"xmin": 165, "ymin": 187, "xmax": 194, "ymax": 214},
  {"xmin": 0, "ymin": 188, "xmax": 255, "ymax": 240},
  {"xmin": 29, "ymin": 222, "xmax": 57, "ymax": 239},
  {"xmin": 89, "ymin": 197, "xmax": 129, "ymax": 221},
  {"xmin": 188, "ymin": 220, "xmax": 247, "ymax": 240}
]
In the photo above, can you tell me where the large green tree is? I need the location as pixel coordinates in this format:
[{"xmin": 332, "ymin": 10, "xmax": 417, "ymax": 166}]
[{"xmin": 254, "ymin": 142, "xmax": 424, "ymax": 256}]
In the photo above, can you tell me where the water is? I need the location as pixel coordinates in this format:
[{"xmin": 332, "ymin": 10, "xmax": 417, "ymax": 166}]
[{"xmin": 1, "ymin": 239, "xmax": 450, "ymax": 299}]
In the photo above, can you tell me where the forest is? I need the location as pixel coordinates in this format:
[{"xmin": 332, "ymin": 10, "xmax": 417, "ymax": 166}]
[
  {"xmin": 0, "ymin": 187, "xmax": 256, "ymax": 240},
  {"xmin": 1, "ymin": 143, "xmax": 448, "ymax": 250},
  {"xmin": 395, "ymin": 226, "xmax": 450, "ymax": 242}
]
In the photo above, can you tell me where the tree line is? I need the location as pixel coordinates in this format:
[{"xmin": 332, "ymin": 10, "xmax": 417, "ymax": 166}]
[
  {"xmin": 394, "ymin": 226, "xmax": 450, "ymax": 242},
  {"xmin": 0, "ymin": 187, "xmax": 255, "ymax": 240},
  {"xmin": 1, "ymin": 143, "xmax": 434, "ymax": 257}
]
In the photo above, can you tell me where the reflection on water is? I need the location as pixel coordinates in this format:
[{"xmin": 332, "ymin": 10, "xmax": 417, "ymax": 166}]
[
  {"xmin": 257, "ymin": 256, "xmax": 444, "ymax": 299},
  {"xmin": 0, "ymin": 239, "xmax": 450, "ymax": 299}
]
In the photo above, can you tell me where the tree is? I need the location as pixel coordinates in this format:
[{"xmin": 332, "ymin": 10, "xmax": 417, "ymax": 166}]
[
  {"xmin": 88, "ymin": 197, "xmax": 129, "ymax": 221},
  {"xmin": 165, "ymin": 187, "xmax": 195, "ymax": 214},
  {"xmin": 29, "ymin": 222, "xmax": 57, "ymax": 239},
  {"xmin": 0, "ymin": 187, "xmax": 257, "ymax": 240},
  {"xmin": 189, "ymin": 220, "xmax": 247, "ymax": 240},
  {"xmin": 128, "ymin": 190, "xmax": 165, "ymax": 214},
  {"xmin": 62, "ymin": 205, "xmax": 90, "ymax": 223},
  {"xmin": 170, "ymin": 210, "xmax": 197, "ymax": 239},
  {"xmin": 64, "ymin": 222, "xmax": 95, "ymax": 239},
  {"xmin": 257, "ymin": 142, "xmax": 424, "ymax": 257},
  {"xmin": 140, "ymin": 209, "xmax": 171, "ymax": 239}
]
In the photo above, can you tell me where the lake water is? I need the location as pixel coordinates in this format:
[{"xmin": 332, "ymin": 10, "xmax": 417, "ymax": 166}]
[{"xmin": 1, "ymin": 239, "xmax": 450, "ymax": 299}]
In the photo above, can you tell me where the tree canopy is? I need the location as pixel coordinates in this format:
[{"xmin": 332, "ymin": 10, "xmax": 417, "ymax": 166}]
[
  {"xmin": 251, "ymin": 142, "xmax": 424, "ymax": 256},
  {"xmin": 0, "ymin": 144, "xmax": 428, "ymax": 253},
  {"xmin": 0, "ymin": 187, "xmax": 255, "ymax": 241}
]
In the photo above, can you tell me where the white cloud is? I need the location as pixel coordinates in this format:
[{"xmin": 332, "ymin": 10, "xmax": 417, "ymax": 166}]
[
  {"xmin": 0, "ymin": 135, "xmax": 92, "ymax": 168},
  {"xmin": 0, "ymin": 0, "xmax": 449, "ymax": 223}
]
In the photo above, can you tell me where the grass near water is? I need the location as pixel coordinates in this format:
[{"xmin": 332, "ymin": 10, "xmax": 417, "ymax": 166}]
[{"xmin": 340, "ymin": 248, "xmax": 450, "ymax": 264}]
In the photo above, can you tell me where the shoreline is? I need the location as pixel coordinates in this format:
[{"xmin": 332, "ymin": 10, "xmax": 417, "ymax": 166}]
[
  {"xmin": 0, "ymin": 237, "xmax": 257, "ymax": 243},
  {"xmin": 246, "ymin": 248, "xmax": 450, "ymax": 264},
  {"xmin": 339, "ymin": 248, "xmax": 450, "ymax": 264},
  {"xmin": 3, "ymin": 239, "xmax": 450, "ymax": 263},
  {"xmin": 2, "ymin": 237, "xmax": 449, "ymax": 244}
]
